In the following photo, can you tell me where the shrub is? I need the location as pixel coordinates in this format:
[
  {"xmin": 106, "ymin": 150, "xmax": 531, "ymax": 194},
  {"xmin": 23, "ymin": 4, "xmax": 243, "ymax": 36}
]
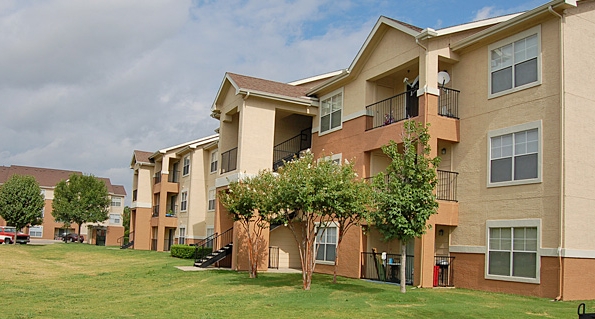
[{"xmin": 170, "ymin": 245, "xmax": 213, "ymax": 259}]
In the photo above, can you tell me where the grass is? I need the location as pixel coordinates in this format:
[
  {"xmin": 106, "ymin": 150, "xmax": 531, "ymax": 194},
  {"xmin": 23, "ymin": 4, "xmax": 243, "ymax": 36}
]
[{"xmin": 0, "ymin": 243, "xmax": 590, "ymax": 318}]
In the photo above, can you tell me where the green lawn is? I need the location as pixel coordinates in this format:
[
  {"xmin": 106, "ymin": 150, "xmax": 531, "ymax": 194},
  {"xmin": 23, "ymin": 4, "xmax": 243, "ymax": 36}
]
[{"xmin": 0, "ymin": 243, "xmax": 589, "ymax": 318}]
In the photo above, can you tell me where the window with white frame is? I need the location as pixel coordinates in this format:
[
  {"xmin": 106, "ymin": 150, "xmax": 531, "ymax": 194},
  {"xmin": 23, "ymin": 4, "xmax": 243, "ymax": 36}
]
[
  {"xmin": 208, "ymin": 189, "xmax": 216, "ymax": 211},
  {"xmin": 486, "ymin": 219, "xmax": 540, "ymax": 283},
  {"xmin": 320, "ymin": 89, "xmax": 343, "ymax": 134},
  {"xmin": 489, "ymin": 25, "xmax": 540, "ymax": 97},
  {"xmin": 316, "ymin": 224, "xmax": 337, "ymax": 263},
  {"xmin": 488, "ymin": 121, "xmax": 541, "ymax": 186},
  {"xmin": 109, "ymin": 214, "xmax": 121, "ymax": 224},
  {"xmin": 181, "ymin": 191, "xmax": 188, "ymax": 211},
  {"xmin": 41, "ymin": 207, "xmax": 45, "ymax": 218},
  {"xmin": 179, "ymin": 227, "xmax": 186, "ymax": 245},
  {"xmin": 183, "ymin": 156, "xmax": 190, "ymax": 176},
  {"xmin": 111, "ymin": 197, "xmax": 122, "ymax": 207},
  {"xmin": 210, "ymin": 150, "xmax": 218, "ymax": 173},
  {"xmin": 29, "ymin": 226, "xmax": 43, "ymax": 237},
  {"xmin": 206, "ymin": 227, "xmax": 214, "ymax": 248}
]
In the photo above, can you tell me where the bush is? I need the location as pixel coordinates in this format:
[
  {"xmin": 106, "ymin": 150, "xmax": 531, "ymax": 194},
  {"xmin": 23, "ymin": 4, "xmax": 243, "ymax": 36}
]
[{"xmin": 170, "ymin": 245, "xmax": 213, "ymax": 259}]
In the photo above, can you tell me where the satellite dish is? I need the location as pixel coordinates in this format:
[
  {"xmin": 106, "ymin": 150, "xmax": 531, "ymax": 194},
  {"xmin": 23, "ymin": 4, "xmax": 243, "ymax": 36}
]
[{"xmin": 437, "ymin": 71, "xmax": 450, "ymax": 87}]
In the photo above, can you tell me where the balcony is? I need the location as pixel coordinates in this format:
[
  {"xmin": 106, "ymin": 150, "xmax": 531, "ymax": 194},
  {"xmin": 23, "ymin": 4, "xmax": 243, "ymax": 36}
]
[
  {"xmin": 152, "ymin": 205, "xmax": 159, "ymax": 217},
  {"xmin": 438, "ymin": 87, "xmax": 459, "ymax": 119},
  {"xmin": 166, "ymin": 204, "xmax": 178, "ymax": 217},
  {"xmin": 273, "ymin": 128, "xmax": 312, "ymax": 171},
  {"xmin": 436, "ymin": 170, "xmax": 458, "ymax": 202},
  {"xmin": 168, "ymin": 170, "xmax": 180, "ymax": 183},
  {"xmin": 361, "ymin": 252, "xmax": 414, "ymax": 285},
  {"xmin": 434, "ymin": 256, "xmax": 455, "ymax": 287},
  {"xmin": 154, "ymin": 171, "xmax": 162, "ymax": 185},
  {"xmin": 132, "ymin": 189, "xmax": 138, "ymax": 202},
  {"xmin": 221, "ymin": 147, "xmax": 238, "ymax": 174},
  {"xmin": 365, "ymin": 90, "xmax": 418, "ymax": 131}
]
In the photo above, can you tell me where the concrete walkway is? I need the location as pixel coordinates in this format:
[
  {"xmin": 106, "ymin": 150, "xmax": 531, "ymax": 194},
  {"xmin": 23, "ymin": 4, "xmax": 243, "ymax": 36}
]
[{"xmin": 176, "ymin": 266, "xmax": 302, "ymax": 273}]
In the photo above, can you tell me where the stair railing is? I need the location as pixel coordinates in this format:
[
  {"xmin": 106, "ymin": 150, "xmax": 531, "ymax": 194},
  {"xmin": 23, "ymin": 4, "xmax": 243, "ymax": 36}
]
[
  {"xmin": 193, "ymin": 227, "xmax": 233, "ymax": 264},
  {"xmin": 118, "ymin": 231, "xmax": 134, "ymax": 249}
]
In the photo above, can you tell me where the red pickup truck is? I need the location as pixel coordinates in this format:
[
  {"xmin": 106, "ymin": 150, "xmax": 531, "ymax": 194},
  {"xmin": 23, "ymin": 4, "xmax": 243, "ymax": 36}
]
[{"xmin": 0, "ymin": 226, "xmax": 30, "ymax": 244}]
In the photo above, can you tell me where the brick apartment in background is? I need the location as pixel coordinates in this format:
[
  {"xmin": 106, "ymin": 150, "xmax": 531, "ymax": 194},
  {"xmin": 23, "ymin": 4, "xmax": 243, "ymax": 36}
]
[
  {"xmin": 129, "ymin": 134, "xmax": 218, "ymax": 252},
  {"xmin": 130, "ymin": 0, "xmax": 595, "ymax": 300},
  {"xmin": 0, "ymin": 165, "xmax": 126, "ymax": 246}
]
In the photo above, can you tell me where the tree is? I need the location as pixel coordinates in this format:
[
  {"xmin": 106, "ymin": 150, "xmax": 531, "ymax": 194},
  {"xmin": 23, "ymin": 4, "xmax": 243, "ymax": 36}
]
[
  {"xmin": 219, "ymin": 170, "xmax": 278, "ymax": 278},
  {"xmin": 275, "ymin": 151, "xmax": 340, "ymax": 290},
  {"xmin": 370, "ymin": 120, "xmax": 440, "ymax": 293},
  {"xmin": 0, "ymin": 175, "xmax": 44, "ymax": 241},
  {"xmin": 123, "ymin": 206, "xmax": 131, "ymax": 237},
  {"xmin": 318, "ymin": 160, "xmax": 372, "ymax": 283},
  {"xmin": 52, "ymin": 173, "xmax": 110, "ymax": 236}
]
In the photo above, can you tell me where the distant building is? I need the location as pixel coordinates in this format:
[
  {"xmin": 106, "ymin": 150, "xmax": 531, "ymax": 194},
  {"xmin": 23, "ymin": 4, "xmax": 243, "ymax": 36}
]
[{"xmin": 0, "ymin": 165, "xmax": 126, "ymax": 246}]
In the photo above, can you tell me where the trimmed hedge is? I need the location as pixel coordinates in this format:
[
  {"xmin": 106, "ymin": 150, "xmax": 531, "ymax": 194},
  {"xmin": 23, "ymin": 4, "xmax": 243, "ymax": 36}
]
[{"xmin": 170, "ymin": 244, "xmax": 213, "ymax": 259}]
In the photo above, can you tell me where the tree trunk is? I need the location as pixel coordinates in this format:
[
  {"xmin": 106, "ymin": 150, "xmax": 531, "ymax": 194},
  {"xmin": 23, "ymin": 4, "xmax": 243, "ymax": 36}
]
[
  {"xmin": 400, "ymin": 241, "xmax": 407, "ymax": 293},
  {"xmin": 333, "ymin": 231, "xmax": 344, "ymax": 284}
]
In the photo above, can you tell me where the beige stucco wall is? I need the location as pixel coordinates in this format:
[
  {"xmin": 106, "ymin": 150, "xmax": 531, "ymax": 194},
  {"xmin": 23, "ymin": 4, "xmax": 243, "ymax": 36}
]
[{"xmin": 450, "ymin": 18, "xmax": 562, "ymax": 250}]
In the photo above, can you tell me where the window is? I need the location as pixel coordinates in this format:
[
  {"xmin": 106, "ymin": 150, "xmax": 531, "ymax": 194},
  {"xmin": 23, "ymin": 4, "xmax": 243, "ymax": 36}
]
[
  {"xmin": 183, "ymin": 156, "xmax": 190, "ymax": 176},
  {"xmin": 316, "ymin": 224, "xmax": 337, "ymax": 263},
  {"xmin": 210, "ymin": 150, "xmax": 218, "ymax": 173},
  {"xmin": 181, "ymin": 191, "xmax": 188, "ymax": 211},
  {"xmin": 179, "ymin": 228, "xmax": 186, "ymax": 245},
  {"xmin": 486, "ymin": 219, "xmax": 540, "ymax": 283},
  {"xmin": 489, "ymin": 26, "xmax": 540, "ymax": 97},
  {"xmin": 111, "ymin": 197, "xmax": 122, "ymax": 207},
  {"xmin": 320, "ymin": 89, "xmax": 343, "ymax": 134},
  {"xmin": 488, "ymin": 121, "xmax": 541, "ymax": 186},
  {"xmin": 206, "ymin": 227, "xmax": 214, "ymax": 248},
  {"xmin": 208, "ymin": 189, "xmax": 216, "ymax": 211},
  {"xmin": 109, "ymin": 214, "xmax": 121, "ymax": 224},
  {"xmin": 29, "ymin": 226, "xmax": 43, "ymax": 238}
]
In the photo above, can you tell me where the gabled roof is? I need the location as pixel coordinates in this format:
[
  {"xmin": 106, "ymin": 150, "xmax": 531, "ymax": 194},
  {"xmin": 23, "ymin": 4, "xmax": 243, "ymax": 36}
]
[
  {"xmin": 175, "ymin": 134, "xmax": 219, "ymax": 156},
  {"xmin": 149, "ymin": 135, "xmax": 219, "ymax": 160},
  {"xmin": 212, "ymin": 72, "xmax": 317, "ymax": 112},
  {"xmin": 0, "ymin": 165, "xmax": 126, "ymax": 196},
  {"xmin": 132, "ymin": 150, "xmax": 153, "ymax": 165}
]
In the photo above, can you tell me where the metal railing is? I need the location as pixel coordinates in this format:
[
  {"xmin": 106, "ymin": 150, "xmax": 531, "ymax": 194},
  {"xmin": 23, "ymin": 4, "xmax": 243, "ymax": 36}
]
[
  {"xmin": 132, "ymin": 190, "xmax": 138, "ymax": 202},
  {"xmin": 193, "ymin": 228, "xmax": 233, "ymax": 265},
  {"xmin": 269, "ymin": 246, "xmax": 280, "ymax": 269},
  {"xmin": 220, "ymin": 147, "xmax": 238, "ymax": 174},
  {"xmin": 152, "ymin": 205, "xmax": 159, "ymax": 217},
  {"xmin": 438, "ymin": 87, "xmax": 459, "ymax": 119},
  {"xmin": 436, "ymin": 170, "xmax": 458, "ymax": 202},
  {"xmin": 154, "ymin": 171, "xmax": 162, "ymax": 184},
  {"xmin": 434, "ymin": 256, "xmax": 455, "ymax": 287},
  {"xmin": 166, "ymin": 204, "xmax": 178, "ymax": 217},
  {"xmin": 361, "ymin": 252, "xmax": 414, "ymax": 285},
  {"xmin": 365, "ymin": 90, "xmax": 419, "ymax": 131},
  {"xmin": 273, "ymin": 128, "xmax": 312, "ymax": 171},
  {"xmin": 168, "ymin": 170, "xmax": 180, "ymax": 183}
]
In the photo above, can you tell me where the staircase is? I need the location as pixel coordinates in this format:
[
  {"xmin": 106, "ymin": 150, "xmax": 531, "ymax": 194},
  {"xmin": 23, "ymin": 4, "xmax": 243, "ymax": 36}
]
[
  {"xmin": 119, "ymin": 232, "xmax": 134, "ymax": 249},
  {"xmin": 194, "ymin": 228, "xmax": 233, "ymax": 268},
  {"xmin": 272, "ymin": 128, "xmax": 311, "ymax": 171}
]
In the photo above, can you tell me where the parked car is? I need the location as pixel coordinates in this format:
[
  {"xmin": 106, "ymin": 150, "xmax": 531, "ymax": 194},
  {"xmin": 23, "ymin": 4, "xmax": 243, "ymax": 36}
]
[
  {"xmin": 63, "ymin": 233, "xmax": 84, "ymax": 243},
  {"xmin": 0, "ymin": 226, "xmax": 30, "ymax": 244}
]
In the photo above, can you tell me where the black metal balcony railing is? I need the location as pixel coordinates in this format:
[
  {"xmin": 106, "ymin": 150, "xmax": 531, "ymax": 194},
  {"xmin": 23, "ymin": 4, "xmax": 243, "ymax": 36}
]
[
  {"xmin": 273, "ymin": 128, "xmax": 312, "ymax": 171},
  {"xmin": 438, "ymin": 87, "xmax": 460, "ymax": 119},
  {"xmin": 221, "ymin": 147, "xmax": 238, "ymax": 174},
  {"xmin": 168, "ymin": 170, "xmax": 180, "ymax": 183},
  {"xmin": 166, "ymin": 204, "xmax": 178, "ymax": 217},
  {"xmin": 365, "ymin": 90, "xmax": 418, "ymax": 131},
  {"xmin": 152, "ymin": 205, "xmax": 159, "ymax": 217},
  {"xmin": 361, "ymin": 252, "xmax": 414, "ymax": 285},
  {"xmin": 436, "ymin": 170, "xmax": 458, "ymax": 202},
  {"xmin": 269, "ymin": 246, "xmax": 280, "ymax": 269},
  {"xmin": 434, "ymin": 256, "xmax": 455, "ymax": 287},
  {"xmin": 154, "ymin": 171, "xmax": 162, "ymax": 185},
  {"xmin": 132, "ymin": 189, "xmax": 138, "ymax": 202}
]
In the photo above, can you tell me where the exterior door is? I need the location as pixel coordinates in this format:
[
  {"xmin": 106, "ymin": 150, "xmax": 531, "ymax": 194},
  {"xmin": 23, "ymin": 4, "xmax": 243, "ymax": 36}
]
[{"xmin": 96, "ymin": 229, "xmax": 106, "ymax": 246}]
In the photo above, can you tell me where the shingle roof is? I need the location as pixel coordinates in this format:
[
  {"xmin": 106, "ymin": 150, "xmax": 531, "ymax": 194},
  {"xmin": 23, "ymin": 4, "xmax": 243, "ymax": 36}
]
[
  {"xmin": 0, "ymin": 165, "xmax": 126, "ymax": 196},
  {"xmin": 383, "ymin": 16, "xmax": 423, "ymax": 32},
  {"xmin": 133, "ymin": 150, "xmax": 153, "ymax": 164},
  {"xmin": 227, "ymin": 73, "xmax": 310, "ymax": 100}
]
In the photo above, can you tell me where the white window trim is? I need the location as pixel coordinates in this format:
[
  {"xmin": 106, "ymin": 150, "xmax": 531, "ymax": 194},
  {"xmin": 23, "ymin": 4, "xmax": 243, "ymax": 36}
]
[
  {"xmin": 485, "ymin": 219, "xmax": 541, "ymax": 284},
  {"xmin": 183, "ymin": 155, "xmax": 191, "ymax": 176},
  {"xmin": 210, "ymin": 150, "xmax": 218, "ymax": 174},
  {"xmin": 314, "ymin": 221, "xmax": 338, "ymax": 265},
  {"xmin": 181, "ymin": 191, "xmax": 188, "ymax": 212},
  {"xmin": 318, "ymin": 87, "xmax": 344, "ymax": 136},
  {"xmin": 317, "ymin": 153, "xmax": 342, "ymax": 165},
  {"xmin": 488, "ymin": 25, "xmax": 541, "ymax": 99},
  {"xmin": 207, "ymin": 188, "xmax": 216, "ymax": 211},
  {"xmin": 487, "ymin": 120, "xmax": 542, "ymax": 188},
  {"xmin": 29, "ymin": 226, "xmax": 43, "ymax": 238},
  {"xmin": 109, "ymin": 214, "xmax": 121, "ymax": 225},
  {"xmin": 179, "ymin": 227, "xmax": 186, "ymax": 245}
]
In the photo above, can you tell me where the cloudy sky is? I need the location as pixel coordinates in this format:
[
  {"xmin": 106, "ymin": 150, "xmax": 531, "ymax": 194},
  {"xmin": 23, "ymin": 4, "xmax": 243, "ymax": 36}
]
[{"xmin": 0, "ymin": 0, "xmax": 548, "ymax": 201}]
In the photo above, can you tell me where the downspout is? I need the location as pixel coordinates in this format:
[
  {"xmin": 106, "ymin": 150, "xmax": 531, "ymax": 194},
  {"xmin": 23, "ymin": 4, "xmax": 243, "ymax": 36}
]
[{"xmin": 548, "ymin": 5, "xmax": 564, "ymax": 301}]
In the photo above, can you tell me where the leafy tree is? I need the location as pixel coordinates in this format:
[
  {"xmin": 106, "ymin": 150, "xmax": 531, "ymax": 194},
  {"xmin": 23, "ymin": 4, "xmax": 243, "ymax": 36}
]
[
  {"xmin": 123, "ymin": 206, "xmax": 131, "ymax": 237},
  {"xmin": 219, "ymin": 170, "xmax": 278, "ymax": 278},
  {"xmin": 318, "ymin": 159, "xmax": 372, "ymax": 283},
  {"xmin": 370, "ymin": 120, "xmax": 440, "ymax": 293},
  {"xmin": 52, "ymin": 173, "xmax": 110, "ymax": 236},
  {"xmin": 0, "ymin": 175, "xmax": 44, "ymax": 241},
  {"xmin": 275, "ymin": 151, "xmax": 340, "ymax": 290}
]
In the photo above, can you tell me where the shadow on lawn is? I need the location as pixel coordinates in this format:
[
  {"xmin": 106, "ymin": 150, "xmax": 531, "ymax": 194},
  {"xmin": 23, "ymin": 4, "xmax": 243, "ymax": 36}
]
[{"xmin": 226, "ymin": 272, "xmax": 385, "ymax": 293}]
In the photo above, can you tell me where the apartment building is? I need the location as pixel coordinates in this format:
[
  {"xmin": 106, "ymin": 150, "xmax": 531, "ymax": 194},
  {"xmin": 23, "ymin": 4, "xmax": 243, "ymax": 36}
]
[
  {"xmin": 199, "ymin": 0, "xmax": 595, "ymax": 301},
  {"xmin": 0, "ymin": 165, "xmax": 126, "ymax": 246},
  {"xmin": 129, "ymin": 134, "xmax": 219, "ymax": 252}
]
